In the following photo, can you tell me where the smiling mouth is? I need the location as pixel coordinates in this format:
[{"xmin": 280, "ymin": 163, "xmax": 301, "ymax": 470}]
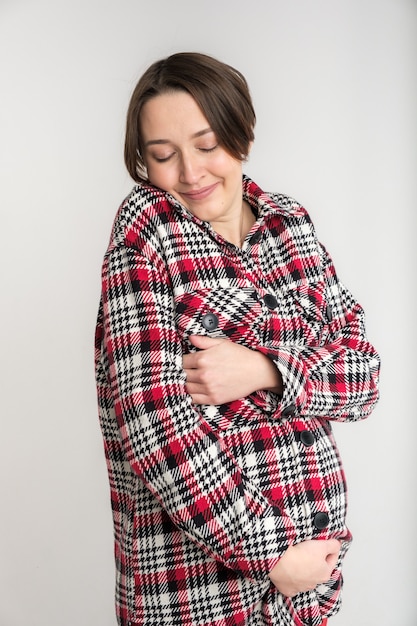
[{"xmin": 180, "ymin": 182, "xmax": 219, "ymax": 200}]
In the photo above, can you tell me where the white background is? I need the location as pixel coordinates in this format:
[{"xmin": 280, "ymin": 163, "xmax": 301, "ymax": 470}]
[{"xmin": 1, "ymin": 1, "xmax": 415, "ymax": 624}]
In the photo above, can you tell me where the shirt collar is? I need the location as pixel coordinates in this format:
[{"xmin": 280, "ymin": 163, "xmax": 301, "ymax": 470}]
[
  {"xmin": 133, "ymin": 175, "xmax": 304, "ymax": 224},
  {"xmin": 241, "ymin": 175, "xmax": 304, "ymax": 218}
]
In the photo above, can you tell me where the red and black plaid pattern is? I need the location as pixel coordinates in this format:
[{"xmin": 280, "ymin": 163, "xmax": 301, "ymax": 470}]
[{"xmin": 95, "ymin": 176, "xmax": 380, "ymax": 626}]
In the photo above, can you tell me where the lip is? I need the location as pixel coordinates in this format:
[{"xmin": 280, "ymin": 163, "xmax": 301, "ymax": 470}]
[{"xmin": 179, "ymin": 182, "xmax": 219, "ymax": 201}]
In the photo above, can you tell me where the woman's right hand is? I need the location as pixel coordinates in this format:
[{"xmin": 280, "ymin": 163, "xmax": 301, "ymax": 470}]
[
  {"xmin": 183, "ymin": 334, "xmax": 282, "ymax": 405},
  {"xmin": 268, "ymin": 539, "xmax": 341, "ymax": 598}
]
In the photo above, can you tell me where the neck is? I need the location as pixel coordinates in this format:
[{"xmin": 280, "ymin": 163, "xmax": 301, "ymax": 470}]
[
  {"xmin": 239, "ymin": 200, "xmax": 256, "ymax": 246},
  {"xmin": 211, "ymin": 201, "xmax": 255, "ymax": 248}
]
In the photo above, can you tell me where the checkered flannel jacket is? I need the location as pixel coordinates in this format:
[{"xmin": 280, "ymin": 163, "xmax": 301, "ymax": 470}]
[{"xmin": 95, "ymin": 176, "xmax": 380, "ymax": 626}]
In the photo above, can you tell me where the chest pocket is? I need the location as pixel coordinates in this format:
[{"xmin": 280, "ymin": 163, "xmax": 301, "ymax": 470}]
[
  {"xmin": 174, "ymin": 286, "xmax": 266, "ymax": 349},
  {"xmin": 265, "ymin": 280, "xmax": 331, "ymax": 347}
]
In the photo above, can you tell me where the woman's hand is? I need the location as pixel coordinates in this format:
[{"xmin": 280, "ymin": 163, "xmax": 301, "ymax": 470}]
[
  {"xmin": 268, "ymin": 539, "xmax": 341, "ymax": 598},
  {"xmin": 183, "ymin": 335, "xmax": 282, "ymax": 405}
]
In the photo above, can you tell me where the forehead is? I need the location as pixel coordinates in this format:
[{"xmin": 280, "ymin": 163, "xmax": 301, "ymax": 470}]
[{"xmin": 140, "ymin": 91, "xmax": 211, "ymax": 141}]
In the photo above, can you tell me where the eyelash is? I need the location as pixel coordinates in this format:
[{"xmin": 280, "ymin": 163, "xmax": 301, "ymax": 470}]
[
  {"xmin": 154, "ymin": 155, "xmax": 173, "ymax": 163},
  {"xmin": 153, "ymin": 145, "xmax": 218, "ymax": 163},
  {"xmin": 200, "ymin": 145, "xmax": 218, "ymax": 153}
]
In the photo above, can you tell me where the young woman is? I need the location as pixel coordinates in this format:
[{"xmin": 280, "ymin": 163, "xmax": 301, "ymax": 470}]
[{"xmin": 95, "ymin": 52, "xmax": 380, "ymax": 626}]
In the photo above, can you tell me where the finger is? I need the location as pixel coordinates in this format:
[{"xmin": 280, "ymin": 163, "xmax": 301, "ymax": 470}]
[
  {"xmin": 183, "ymin": 350, "xmax": 208, "ymax": 369},
  {"xmin": 184, "ymin": 370, "xmax": 200, "ymax": 384},
  {"xmin": 184, "ymin": 372, "xmax": 208, "ymax": 390},
  {"xmin": 189, "ymin": 334, "xmax": 224, "ymax": 349},
  {"xmin": 185, "ymin": 389, "xmax": 209, "ymax": 405},
  {"xmin": 183, "ymin": 353, "xmax": 198, "ymax": 369},
  {"xmin": 189, "ymin": 395, "xmax": 208, "ymax": 405},
  {"xmin": 325, "ymin": 551, "xmax": 339, "ymax": 571},
  {"xmin": 325, "ymin": 539, "xmax": 342, "ymax": 554}
]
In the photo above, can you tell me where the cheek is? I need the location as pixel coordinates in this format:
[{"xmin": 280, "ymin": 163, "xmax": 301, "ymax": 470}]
[
  {"xmin": 213, "ymin": 153, "xmax": 242, "ymax": 181},
  {"xmin": 146, "ymin": 165, "xmax": 175, "ymax": 191}
]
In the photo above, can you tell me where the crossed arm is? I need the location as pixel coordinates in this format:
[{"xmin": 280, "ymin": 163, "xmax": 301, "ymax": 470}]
[
  {"xmin": 183, "ymin": 334, "xmax": 283, "ymax": 404},
  {"xmin": 183, "ymin": 334, "xmax": 341, "ymax": 597}
]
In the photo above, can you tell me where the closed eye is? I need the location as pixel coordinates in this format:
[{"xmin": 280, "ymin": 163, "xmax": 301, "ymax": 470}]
[
  {"xmin": 152, "ymin": 153, "xmax": 175, "ymax": 163},
  {"xmin": 199, "ymin": 145, "xmax": 218, "ymax": 153}
]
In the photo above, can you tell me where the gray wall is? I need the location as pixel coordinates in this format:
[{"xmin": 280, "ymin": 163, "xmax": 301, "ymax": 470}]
[{"xmin": 1, "ymin": 1, "xmax": 415, "ymax": 624}]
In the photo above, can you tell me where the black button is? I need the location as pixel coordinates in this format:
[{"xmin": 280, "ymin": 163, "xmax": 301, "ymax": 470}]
[
  {"xmin": 300, "ymin": 430, "xmax": 315, "ymax": 447},
  {"xmin": 249, "ymin": 230, "xmax": 262, "ymax": 245},
  {"xmin": 326, "ymin": 304, "xmax": 332, "ymax": 320},
  {"xmin": 263, "ymin": 294, "xmax": 278, "ymax": 309},
  {"xmin": 202, "ymin": 313, "xmax": 219, "ymax": 331},
  {"xmin": 313, "ymin": 512, "xmax": 329, "ymax": 530},
  {"xmin": 282, "ymin": 403, "xmax": 296, "ymax": 418}
]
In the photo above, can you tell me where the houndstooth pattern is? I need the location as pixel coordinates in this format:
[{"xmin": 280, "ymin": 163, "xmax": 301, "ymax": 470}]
[{"xmin": 95, "ymin": 176, "xmax": 380, "ymax": 625}]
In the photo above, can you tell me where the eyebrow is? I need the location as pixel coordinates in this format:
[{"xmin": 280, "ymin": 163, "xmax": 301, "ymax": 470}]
[{"xmin": 144, "ymin": 127, "xmax": 214, "ymax": 147}]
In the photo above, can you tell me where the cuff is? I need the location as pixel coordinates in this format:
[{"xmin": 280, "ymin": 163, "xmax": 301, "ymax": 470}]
[
  {"xmin": 226, "ymin": 504, "xmax": 297, "ymax": 581},
  {"xmin": 256, "ymin": 345, "xmax": 312, "ymax": 417}
]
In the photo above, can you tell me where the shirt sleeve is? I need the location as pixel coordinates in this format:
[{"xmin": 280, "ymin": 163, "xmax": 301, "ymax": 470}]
[
  {"xmin": 99, "ymin": 243, "xmax": 298, "ymax": 581},
  {"xmin": 257, "ymin": 243, "xmax": 380, "ymax": 421}
]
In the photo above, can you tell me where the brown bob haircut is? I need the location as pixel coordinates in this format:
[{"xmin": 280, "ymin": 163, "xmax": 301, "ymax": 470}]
[{"xmin": 124, "ymin": 52, "xmax": 256, "ymax": 182}]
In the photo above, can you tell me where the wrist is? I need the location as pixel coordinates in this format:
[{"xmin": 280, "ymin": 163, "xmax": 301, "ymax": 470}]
[{"xmin": 254, "ymin": 350, "xmax": 283, "ymax": 395}]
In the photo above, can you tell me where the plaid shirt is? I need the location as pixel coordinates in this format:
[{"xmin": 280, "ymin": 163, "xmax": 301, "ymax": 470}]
[{"xmin": 95, "ymin": 176, "xmax": 380, "ymax": 626}]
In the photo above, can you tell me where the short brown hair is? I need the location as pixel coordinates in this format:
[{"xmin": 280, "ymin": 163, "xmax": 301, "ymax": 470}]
[{"xmin": 124, "ymin": 52, "xmax": 256, "ymax": 182}]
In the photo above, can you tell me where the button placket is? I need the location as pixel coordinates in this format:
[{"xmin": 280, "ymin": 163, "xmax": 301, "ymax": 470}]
[
  {"xmin": 300, "ymin": 430, "xmax": 315, "ymax": 447},
  {"xmin": 201, "ymin": 312, "xmax": 219, "ymax": 331},
  {"xmin": 326, "ymin": 303, "xmax": 333, "ymax": 320},
  {"xmin": 263, "ymin": 293, "xmax": 278, "ymax": 310},
  {"xmin": 313, "ymin": 511, "xmax": 329, "ymax": 530},
  {"xmin": 281, "ymin": 403, "xmax": 296, "ymax": 418},
  {"xmin": 249, "ymin": 229, "xmax": 263, "ymax": 245}
]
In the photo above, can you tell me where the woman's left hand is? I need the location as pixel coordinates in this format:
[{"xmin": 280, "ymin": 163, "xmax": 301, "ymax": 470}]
[{"xmin": 183, "ymin": 335, "xmax": 282, "ymax": 405}]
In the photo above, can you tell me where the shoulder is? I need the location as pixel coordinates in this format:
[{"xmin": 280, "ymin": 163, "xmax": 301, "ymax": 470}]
[
  {"xmin": 246, "ymin": 179, "xmax": 321, "ymax": 253},
  {"xmin": 107, "ymin": 182, "xmax": 174, "ymax": 252},
  {"xmin": 265, "ymin": 192, "xmax": 320, "ymax": 252},
  {"xmin": 265, "ymin": 192, "xmax": 308, "ymax": 218},
  {"xmin": 243, "ymin": 176, "xmax": 309, "ymax": 221}
]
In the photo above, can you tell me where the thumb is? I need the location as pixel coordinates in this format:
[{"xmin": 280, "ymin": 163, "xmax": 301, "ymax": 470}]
[
  {"xmin": 326, "ymin": 550, "xmax": 339, "ymax": 571},
  {"xmin": 325, "ymin": 539, "xmax": 342, "ymax": 555}
]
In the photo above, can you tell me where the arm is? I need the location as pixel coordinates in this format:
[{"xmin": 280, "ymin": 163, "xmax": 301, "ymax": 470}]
[
  {"xmin": 183, "ymin": 334, "xmax": 283, "ymax": 406},
  {"xmin": 268, "ymin": 539, "xmax": 341, "ymax": 597},
  {"xmin": 183, "ymin": 244, "xmax": 380, "ymax": 421},
  {"xmin": 258, "ymin": 243, "xmax": 380, "ymax": 421},
  {"xmin": 183, "ymin": 336, "xmax": 345, "ymax": 596},
  {"xmin": 100, "ymin": 243, "xmax": 297, "ymax": 581}
]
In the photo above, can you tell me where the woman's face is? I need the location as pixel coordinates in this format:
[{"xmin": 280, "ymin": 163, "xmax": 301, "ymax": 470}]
[{"xmin": 140, "ymin": 91, "xmax": 244, "ymax": 229}]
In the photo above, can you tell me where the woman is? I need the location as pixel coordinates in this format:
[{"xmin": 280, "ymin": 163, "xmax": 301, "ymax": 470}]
[{"xmin": 95, "ymin": 52, "xmax": 380, "ymax": 626}]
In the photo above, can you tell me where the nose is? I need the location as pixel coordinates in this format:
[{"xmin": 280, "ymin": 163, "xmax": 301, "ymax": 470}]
[{"xmin": 179, "ymin": 152, "xmax": 202, "ymax": 184}]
